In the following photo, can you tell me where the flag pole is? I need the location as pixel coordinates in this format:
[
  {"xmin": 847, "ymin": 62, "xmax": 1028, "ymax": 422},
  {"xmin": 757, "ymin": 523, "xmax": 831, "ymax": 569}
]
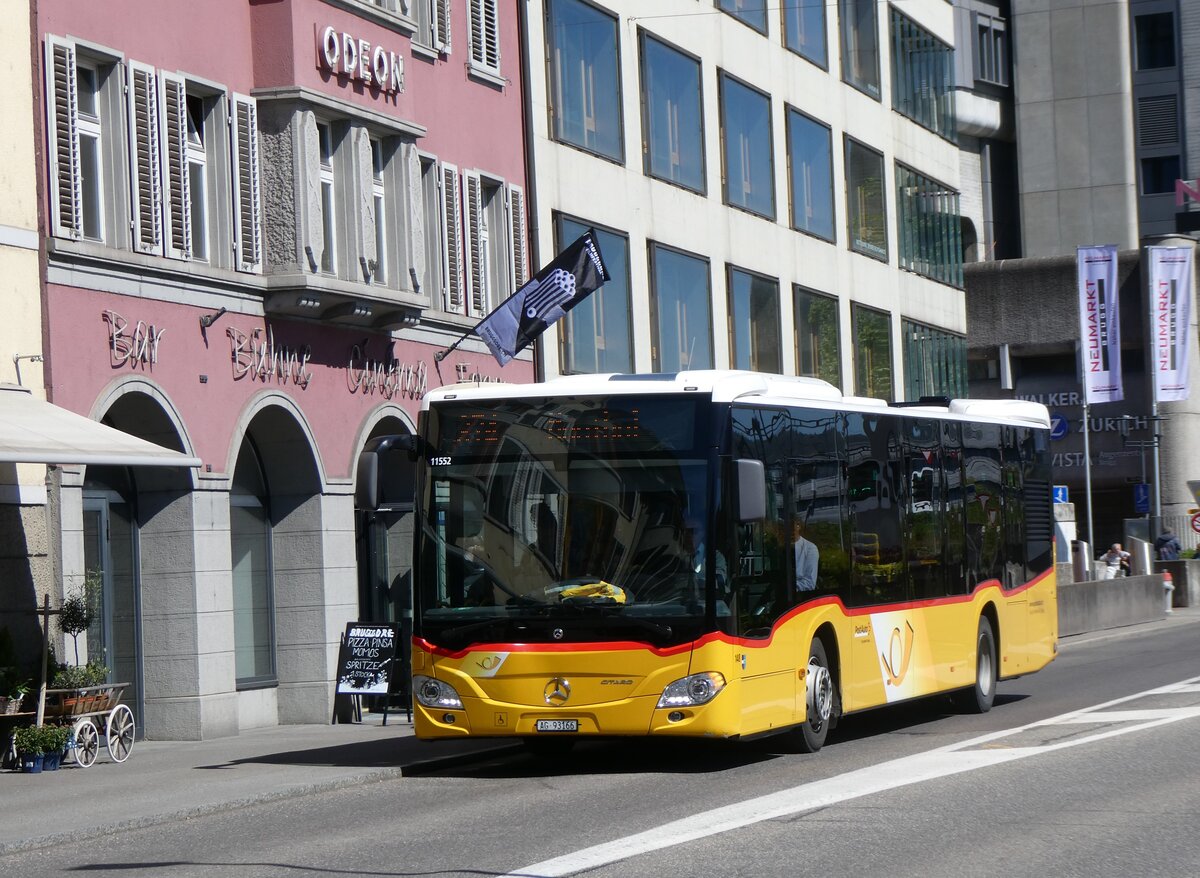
[{"xmin": 433, "ymin": 330, "xmax": 473, "ymax": 363}]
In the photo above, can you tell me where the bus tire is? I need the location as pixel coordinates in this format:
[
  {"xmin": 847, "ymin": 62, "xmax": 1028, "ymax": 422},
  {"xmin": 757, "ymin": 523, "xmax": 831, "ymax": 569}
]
[
  {"xmin": 956, "ymin": 616, "xmax": 997, "ymax": 714},
  {"xmin": 796, "ymin": 638, "xmax": 835, "ymax": 753}
]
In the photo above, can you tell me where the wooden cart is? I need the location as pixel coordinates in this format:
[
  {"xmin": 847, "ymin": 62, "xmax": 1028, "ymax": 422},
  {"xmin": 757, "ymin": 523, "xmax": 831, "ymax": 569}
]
[{"xmin": 43, "ymin": 683, "xmax": 134, "ymax": 767}]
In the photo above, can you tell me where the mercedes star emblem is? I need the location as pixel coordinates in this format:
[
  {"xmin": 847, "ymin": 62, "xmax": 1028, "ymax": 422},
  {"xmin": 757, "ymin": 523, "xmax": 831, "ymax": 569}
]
[
  {"xmin": 544, "ymin": 677, "xmax": 571, "ymax": 706},
  {"xmin": 552, "ymin": 628, "xmax": 564, "ymax": 640}
]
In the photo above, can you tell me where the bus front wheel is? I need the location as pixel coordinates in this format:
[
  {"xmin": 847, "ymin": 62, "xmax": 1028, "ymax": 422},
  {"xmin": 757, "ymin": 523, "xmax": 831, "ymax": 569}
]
[
  {"xmin": 955, "ymin": 616, "xmax": 997, "ymax": 714},
  {"xmin": 796, "ymin": 638, "xmax": 835, "ymax": 753}
]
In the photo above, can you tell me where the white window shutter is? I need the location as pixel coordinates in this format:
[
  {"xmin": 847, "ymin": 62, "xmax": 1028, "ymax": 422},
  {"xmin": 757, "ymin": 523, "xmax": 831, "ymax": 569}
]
[
  {"xmin": 469, "ymin": 0, "xmax": 500, "ymax": 71},
  {"xmin": 440, "ymin": 162, "xmax": 464, "ymax": 314},
  {"xmin": 463, "ymin": 170, "xmax": 487, "ymax": 317},
  {"xmin": 160, "ymin": 71, "xmax": 190, "ymax": 259},
  {"xmin": 127, "ymin": 60, "xmax": 162, "ymax": 254},
  {"xmin": 434, "ymin": 0, "xmax": 452, "ymax": 54},
  {"xmin": 507, "ymin": 183, "xmax": 527, "ymax": 292},
  {"xmin": 230, "ymin": 93, "xmax": 262, "ymax": 273},
  {"xmin": 45, "ymin": 37, "xmax": 81, "ymax": 238}
]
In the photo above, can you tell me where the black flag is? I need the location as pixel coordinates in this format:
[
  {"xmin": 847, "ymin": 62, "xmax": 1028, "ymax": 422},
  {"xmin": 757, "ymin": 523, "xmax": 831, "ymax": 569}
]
[{"xmin": 475, "ymin": 231, "xmax": 609, "ymax": 366}]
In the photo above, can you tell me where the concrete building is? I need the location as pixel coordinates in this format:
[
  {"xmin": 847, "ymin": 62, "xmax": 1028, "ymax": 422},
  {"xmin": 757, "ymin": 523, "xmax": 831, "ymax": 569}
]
[
  {"xmin": 522, "ymin": 0, "xmax": 971, "ymax": 403},
  {"xmin": 963, "ymin": 0, "xmax": 1200, "ymax": 551},
  {"xmin": 4, "ymin": 0, "xmax": 532, "ymax": 740}
]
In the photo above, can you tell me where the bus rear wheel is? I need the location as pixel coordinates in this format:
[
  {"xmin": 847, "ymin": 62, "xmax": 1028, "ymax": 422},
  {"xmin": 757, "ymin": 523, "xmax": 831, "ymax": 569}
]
[
  {"xmin": 796, "ymin": 638, "xmax": 835, "ymax": 753},
  {"xmin": 954, "ymin": 616, "xmax": 997, "ymax": 714}
]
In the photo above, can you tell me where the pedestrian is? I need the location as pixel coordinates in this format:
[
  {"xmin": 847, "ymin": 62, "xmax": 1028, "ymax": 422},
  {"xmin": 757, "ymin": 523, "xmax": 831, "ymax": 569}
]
[
  {"xmin": 1154, "ymin": 529, "xmax": 1182, "ymax": 561},
  {"xmin": 1099, "ymin": 543, "xmax": 1131, "ymax": 579}
]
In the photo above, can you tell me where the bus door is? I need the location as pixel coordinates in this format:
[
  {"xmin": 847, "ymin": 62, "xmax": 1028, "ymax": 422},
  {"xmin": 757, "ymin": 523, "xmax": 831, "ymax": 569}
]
[
  {"xmin": 845, "ymin": 413, "xmax": 914, "ymax": 710},
  {"xmin": 729, "ymin": 407, "xmax": 799, "ymax": 734}
]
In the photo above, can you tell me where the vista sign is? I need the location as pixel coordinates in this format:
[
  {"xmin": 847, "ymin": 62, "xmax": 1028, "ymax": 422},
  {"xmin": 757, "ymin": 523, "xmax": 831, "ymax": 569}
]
[{"xmin": 317, "ymin": 25, "xmax": 404, "ymax": 95}]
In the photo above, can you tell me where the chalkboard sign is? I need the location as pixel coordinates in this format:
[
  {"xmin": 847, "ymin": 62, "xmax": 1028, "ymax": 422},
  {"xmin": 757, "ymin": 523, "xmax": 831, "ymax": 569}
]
[{"xmin": 335, "ymin": 623, "xmax": 398, "ymax": 695}]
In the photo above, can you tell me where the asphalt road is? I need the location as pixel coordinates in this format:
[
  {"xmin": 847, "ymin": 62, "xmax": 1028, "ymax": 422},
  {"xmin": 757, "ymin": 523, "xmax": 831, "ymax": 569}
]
[{"xmin": 5, "ymin": 621, "xmax": 1199, "ymax": 878}]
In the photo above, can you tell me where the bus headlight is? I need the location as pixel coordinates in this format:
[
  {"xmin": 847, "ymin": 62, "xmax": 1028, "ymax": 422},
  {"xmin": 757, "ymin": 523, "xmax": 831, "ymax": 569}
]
[
  {"xmin": 414, "ymin": 675, "xmax": 464, "ymax": 709},
  {"xmin": 657, "ymin": 672, "xmax": 726, "ymax": 708}
]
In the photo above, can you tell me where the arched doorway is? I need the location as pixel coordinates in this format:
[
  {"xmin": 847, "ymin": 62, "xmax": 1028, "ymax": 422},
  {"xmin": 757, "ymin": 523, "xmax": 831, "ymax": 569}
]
[
  {"xmin": 229, "ymin": 400, "xmax": 326, "ymax": 725},
  {"xmin": 85, "ymin": 389, "xmax": 195, "ymax": 732}
]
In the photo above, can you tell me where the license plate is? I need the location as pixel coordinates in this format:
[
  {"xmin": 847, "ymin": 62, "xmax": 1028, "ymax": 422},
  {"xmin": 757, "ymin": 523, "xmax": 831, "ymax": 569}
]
[{"xmin": 535, "ymin": 719, "xmax": 579, "ymax": 733}]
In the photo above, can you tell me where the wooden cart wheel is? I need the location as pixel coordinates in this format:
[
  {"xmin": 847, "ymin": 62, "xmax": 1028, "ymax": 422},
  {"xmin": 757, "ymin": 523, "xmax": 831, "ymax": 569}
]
[
  {"xmin": 73, "ymin": 718, "xmax": 99, "ymax": 768},
  {"xmin": 106, "ymin": 704, "xmax": 135, "ymax": 763}
]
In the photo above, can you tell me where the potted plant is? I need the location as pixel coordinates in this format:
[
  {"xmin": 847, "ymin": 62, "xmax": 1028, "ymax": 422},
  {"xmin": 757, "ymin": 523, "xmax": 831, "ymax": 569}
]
[
  {"xmin": 58, "ymin": 572, "xmax": 99, "ymax": 667},
  {"xmin": 0, "ymin": 669, "xmax": 30, "ymax": 715},
  {"xmin": 13, "ymin": 725, "xmax": 50, "ymax": 773},
  {"xmin": 40, "ymin": 726, "xmax": 71, "ymax": 771}
]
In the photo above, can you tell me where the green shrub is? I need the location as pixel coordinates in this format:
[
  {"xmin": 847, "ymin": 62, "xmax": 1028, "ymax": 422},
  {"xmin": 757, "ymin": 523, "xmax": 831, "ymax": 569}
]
[
  {"xmin": 51, "ymin": 660, "xmax": 108, "ymax": 689},
  {"xmin": 58, "ymin": 571, "xmax": 101, "ymax": 666},
  {"xmin": 13, "ymin": 724, "xmax": 63, "ymax": 756}
]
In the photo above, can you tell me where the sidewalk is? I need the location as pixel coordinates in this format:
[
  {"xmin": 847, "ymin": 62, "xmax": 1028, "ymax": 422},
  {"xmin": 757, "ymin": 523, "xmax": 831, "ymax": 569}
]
[
  {"xmin": 3, "ymin": 607, "xmax": 1198, "ymax": 855},
  {"xmin": 0, "ymin": 711, "xmax": 517, "ymax": 855}
]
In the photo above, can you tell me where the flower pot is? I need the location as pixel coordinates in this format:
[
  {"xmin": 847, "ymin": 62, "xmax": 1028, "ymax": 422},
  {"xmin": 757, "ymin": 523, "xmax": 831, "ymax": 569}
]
[
  {"xmin": 18, "ymin": 753, "xmax": 44, "ymax": 773},
  {"xmin": 42, "ymin": 749, "xmax": 63, "ymax": 771}
]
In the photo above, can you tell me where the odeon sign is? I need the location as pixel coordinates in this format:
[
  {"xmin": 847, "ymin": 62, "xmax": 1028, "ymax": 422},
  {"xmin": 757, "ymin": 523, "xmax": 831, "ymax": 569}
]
[{"xmin": 317, "ymin": 25, "xmax": 404, "ymax": 95}]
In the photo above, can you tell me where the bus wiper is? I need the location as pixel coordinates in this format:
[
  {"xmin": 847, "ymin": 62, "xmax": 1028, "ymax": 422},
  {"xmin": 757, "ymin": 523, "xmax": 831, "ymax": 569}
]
[{"xmin": 558, "ymin": 603, "xmax": 673, "ymax": 640}]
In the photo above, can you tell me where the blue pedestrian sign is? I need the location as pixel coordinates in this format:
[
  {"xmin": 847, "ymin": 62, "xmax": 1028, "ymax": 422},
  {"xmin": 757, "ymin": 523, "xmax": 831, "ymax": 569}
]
[
  {"xmin": 1049, "ymin": 413, "xmax": 1070, "ymax": 441},
  {"xmin": 1052, "ymin": 485, "xmax": 1069, "ymax": 504},
  {"xmin": 1134, "ymin": 483, "xmax": 1150, "ymax": 514}
]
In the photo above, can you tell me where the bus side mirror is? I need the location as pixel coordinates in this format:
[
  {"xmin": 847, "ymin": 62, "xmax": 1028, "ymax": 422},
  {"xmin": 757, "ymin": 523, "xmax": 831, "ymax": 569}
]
[
  {"xmin": 356, "ymin": 434, "xmax": 420, "ymax": 511},
  {"xmin": 735, "ymin": 458, "xmax": 766, "ymax": 522}
]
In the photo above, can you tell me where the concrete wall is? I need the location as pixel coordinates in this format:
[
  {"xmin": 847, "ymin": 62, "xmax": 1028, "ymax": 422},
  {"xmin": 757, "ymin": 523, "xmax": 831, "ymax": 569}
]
[
  {"xmin": 1058, "ymin": 574, "xmax": 1167, "ymax": 636},
  {"xmin": 1155, "ymin": 560, "xmax": 1200, "ymax": 608}
]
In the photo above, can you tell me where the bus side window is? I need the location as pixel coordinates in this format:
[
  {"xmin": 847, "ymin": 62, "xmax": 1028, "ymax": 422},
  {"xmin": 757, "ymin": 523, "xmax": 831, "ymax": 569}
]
[{"xmin": 789, "ymin": 409, "xmax": 844, "ymax": 601}]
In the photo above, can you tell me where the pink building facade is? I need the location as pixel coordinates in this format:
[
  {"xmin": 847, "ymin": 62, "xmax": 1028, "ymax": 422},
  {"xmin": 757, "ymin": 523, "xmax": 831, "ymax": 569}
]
[{"xmin": 36, "ymin": 0, "xmax": 530, "ymax": 738}]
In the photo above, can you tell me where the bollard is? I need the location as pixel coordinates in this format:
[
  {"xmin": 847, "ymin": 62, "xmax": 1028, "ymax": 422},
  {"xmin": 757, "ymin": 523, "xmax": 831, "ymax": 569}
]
[{"xmin": 1163, "ymin": 571, "xmax": 1175, "ymax": 614}]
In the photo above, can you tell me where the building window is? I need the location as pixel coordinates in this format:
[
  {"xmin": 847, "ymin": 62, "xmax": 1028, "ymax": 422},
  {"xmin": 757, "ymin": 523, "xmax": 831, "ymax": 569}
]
[
  {"xmin": 786, "ymin": 108, "xmax": 834, "ymax": 241},
  {"xmin": 317, "ymin": 122, "xmax": 338, "ymax": 275},
  {"xmin": 1141, "ymin": 155, "xmax": 1181, "ymax": 195},
  {"xmin": 727, "ymin": 266, "xmax": 781, "ymax": 373},
  {"xmin": 371, "ymin": 138, "xmax": 388, "ymax": 285},
  {"xmin": 463, "ymin": 171, "xmax": 524, "ymax": 317},
  {"xmin": 412, "ymin": 0, "xmax": 452, "ymax": 54},
  {"xmin": 896, "ymin": 163, "xmax": 963, "ymax": 287},
  {"xmin": 640, "ymin": 31, "xmax": 705, "ymax": 194},
  {"xmin": 558, "ymin": 215, "xmax": 633, "ymax": 374},
  {"xmin": 231, "ymin": 442, "xmax": 275, "ymax": 688},
  {"xmin": 649, "ymin": 243, "xmax": 712, "ymax": 372},
  {"xmin": 975, "ymin": 12, "xmax": 1009, "ymax": 86},
  {"xmin": 46, "ymin": 39, "xmax": 115, "ymax": 242},
  {"xmin": 783, "ymin": 0, "xmax": 827, "ymax": 68},
  {"xmin": 903, "ymin": 320, "xmax": 966, "ymax": 400},
  {"xmin": 719, "ymin": 71, "xmax": 774, "ymax": 219},
  {"xmin": 891, "ymin": 9, "xmax": 956, "ymax": 141},
  {"xmin": 852, "ymin": 303, "xmax": 892, "ymax": 400},
  {"xmin": 717, "ymin": 0, "xmax": 767, "ymax": 34},
  {"xmin": 419, "ymin": 155, "xmax": 446, "ymax": 303},
  {"xmin": 845, "ymin": 138, "xmax": 887, "ymax": 260},
  {"xmin": 548, "ymin": 0, "xmax": 622, "ymax": 161},
  {"xmin": 794, "ymin": 286, "xmax": 841, "ymax": 387},
  {"xmin": 45, "ymin": 39, "xmax": 262, "ymax": 272},
  {"xmin": 468, "ymin": 0, "xmax": 501, "ymax": 75},
  {"xmin": 839, "ymin": 0, "xmax": 880, "ymax": 99},
  {"xmin": 185, "ymin": 94, "xmax": 210, "ymax": 261},
  {"xmin": 1135, "ymin": 12, "xmax": 1175, "ymax": 71}
]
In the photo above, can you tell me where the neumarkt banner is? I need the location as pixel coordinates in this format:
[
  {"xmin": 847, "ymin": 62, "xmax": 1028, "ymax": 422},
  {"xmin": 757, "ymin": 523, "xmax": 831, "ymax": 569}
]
[
  {"xmin": 475, "ymin": 231, "xmax": 610, "ymax": 366},
  {"xmin": 335, "ymin": 623, "xmax": 397, "ymax": 696},
  {"xmin": 1148, "ymin": 245, "xmax": 1193, "ymax": 402},
  {"xmin": 1076, "ymin": 245, "xmax": 1123, "ymax": 404}
]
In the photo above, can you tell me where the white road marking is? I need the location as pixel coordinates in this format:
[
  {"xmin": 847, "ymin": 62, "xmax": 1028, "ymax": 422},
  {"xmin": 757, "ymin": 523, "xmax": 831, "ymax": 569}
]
[{"xmin": 501, "ymin": 676, "xmax": 1200, "ymax": 878}]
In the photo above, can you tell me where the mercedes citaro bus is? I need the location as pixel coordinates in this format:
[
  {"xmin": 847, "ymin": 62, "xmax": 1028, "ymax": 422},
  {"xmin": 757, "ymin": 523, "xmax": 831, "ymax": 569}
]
[{"xmin": 357, "ymin": 371, "xmax": 1056, "ymax": 752}]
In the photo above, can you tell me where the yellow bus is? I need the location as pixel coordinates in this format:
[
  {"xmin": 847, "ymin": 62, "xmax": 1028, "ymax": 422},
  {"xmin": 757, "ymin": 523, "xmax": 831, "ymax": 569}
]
[{"xmin": 364, "ymin": 371, "xmax": 1056, "ymax": 752}]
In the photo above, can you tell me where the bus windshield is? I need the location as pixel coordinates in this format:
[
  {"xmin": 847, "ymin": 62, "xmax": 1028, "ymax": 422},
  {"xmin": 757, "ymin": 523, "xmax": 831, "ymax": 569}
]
[{"xmin": 417, "ymin": 395, "xmax": 715, "ymax": 645}]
